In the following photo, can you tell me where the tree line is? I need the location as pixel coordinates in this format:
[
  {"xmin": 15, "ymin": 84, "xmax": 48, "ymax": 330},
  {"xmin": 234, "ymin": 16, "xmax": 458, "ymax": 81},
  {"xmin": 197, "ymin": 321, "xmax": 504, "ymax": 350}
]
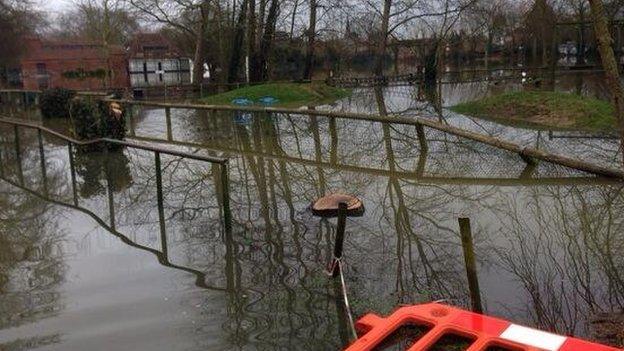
[{"xmin": 3, "ymin": 0, "xmax": 624, "ymax": 86}]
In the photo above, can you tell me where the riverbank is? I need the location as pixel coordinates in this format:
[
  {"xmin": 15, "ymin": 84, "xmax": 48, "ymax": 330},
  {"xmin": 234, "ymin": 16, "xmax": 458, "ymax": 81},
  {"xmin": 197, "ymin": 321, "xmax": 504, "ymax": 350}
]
[
  {"xmin": 450, "ymin": 91, "xmax": 617, "ymax": 133},
  {"xmin": 199, "ymin": 82, "xmax": 350, "ymax": 107}
]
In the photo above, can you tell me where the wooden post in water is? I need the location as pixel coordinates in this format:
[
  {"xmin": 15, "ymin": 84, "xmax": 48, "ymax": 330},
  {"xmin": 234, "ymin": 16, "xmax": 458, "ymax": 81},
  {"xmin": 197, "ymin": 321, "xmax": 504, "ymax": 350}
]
[{"xmin": 459, "ymin": 217, "xmax": 483, "ymax": 313}]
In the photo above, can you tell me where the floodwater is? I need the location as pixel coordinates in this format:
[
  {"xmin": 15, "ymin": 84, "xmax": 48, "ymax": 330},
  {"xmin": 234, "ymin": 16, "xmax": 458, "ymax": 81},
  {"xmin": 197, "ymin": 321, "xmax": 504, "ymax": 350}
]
[{"xmin": 0, "ymin": 73, "xmax": 623, "ymax": 351}]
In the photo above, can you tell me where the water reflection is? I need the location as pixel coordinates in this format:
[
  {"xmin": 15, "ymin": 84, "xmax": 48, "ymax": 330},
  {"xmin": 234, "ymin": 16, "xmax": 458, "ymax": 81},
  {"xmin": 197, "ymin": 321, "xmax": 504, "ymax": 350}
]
[
  {"xmin": 1, "ymin": 77, "xmax": 624, "ymax": 349},
  {"xmin": 0, "ymin": 127, "xmax": 65, "ymax": 349}
]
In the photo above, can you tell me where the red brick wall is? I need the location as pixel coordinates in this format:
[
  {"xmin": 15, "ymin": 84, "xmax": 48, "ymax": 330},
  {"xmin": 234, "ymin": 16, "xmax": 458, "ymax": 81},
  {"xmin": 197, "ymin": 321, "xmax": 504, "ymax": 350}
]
[{"xmin": 21, "ymin": 38, "xmax": 129, "ymax": 91}]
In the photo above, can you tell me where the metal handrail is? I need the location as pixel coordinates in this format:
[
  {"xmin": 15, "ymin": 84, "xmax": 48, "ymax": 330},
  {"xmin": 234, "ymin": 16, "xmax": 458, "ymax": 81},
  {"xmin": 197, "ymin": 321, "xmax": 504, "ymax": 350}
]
[{"xmin": 0, "ymin": 117, "xmax": 228, "ymax": 165}]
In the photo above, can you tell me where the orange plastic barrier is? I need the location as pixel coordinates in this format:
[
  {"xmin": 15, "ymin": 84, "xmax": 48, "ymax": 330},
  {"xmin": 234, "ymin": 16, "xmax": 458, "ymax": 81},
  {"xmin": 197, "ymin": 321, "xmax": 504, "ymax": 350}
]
[{"xmin": 346, "ymin": 303, "xmax": 621, "ymax": 351}]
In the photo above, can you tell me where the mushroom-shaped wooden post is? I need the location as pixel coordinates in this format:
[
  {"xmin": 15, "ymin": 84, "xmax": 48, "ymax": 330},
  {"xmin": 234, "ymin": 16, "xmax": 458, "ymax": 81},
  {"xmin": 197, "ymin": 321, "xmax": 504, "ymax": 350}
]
[{"xmin": 312, "ymin": 193, "xmax": 364, "ymax": 277}]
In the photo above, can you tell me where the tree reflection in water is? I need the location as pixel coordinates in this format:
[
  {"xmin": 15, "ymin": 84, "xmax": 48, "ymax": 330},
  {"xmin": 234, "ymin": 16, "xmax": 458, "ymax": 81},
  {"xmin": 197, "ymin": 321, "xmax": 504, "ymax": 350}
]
[
  {"xmin": 1, "ymin": 89, "xmax": 624, "ymax": 349},
  {"xmin": 0, "ymin": 125, "xmax": 65, "ymax": 349}
]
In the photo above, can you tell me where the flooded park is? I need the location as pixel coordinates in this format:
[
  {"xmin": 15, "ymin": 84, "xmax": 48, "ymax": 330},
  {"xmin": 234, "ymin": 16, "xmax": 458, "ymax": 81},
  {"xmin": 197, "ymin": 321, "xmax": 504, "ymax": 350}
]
[{"xmin": 1, "ymin": 69, "xmax": 623, "ymax": 350}]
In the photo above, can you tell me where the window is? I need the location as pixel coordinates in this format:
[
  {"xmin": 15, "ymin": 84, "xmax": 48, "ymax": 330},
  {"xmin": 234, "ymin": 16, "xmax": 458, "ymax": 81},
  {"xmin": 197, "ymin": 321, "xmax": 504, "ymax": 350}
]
[{"xmin": 36, "ymin": 63, "xmax": 47, "ymax": 75}]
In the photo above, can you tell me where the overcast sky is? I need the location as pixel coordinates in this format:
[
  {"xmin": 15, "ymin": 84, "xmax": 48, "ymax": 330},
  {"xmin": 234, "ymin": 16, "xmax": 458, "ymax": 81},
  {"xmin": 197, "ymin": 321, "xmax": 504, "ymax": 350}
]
[{"xmin": 39, "ymin": 0, "xmax": 73, "ymax": 13}]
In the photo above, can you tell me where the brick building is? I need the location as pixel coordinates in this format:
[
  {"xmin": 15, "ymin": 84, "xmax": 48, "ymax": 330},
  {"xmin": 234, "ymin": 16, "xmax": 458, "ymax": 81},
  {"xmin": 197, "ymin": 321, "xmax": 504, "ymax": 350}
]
[{"xmin": 20, "ymin": 37, "xmax": 128, "ymax": 91}]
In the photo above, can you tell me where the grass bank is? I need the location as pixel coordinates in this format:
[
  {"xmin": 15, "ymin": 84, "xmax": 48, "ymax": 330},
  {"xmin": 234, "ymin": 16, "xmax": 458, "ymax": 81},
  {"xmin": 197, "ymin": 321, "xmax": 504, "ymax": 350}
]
[
  {"xmin": 450, "ymin": 91, "xmax": 616, "ymax": 133},
  {"xmin": 199, "ymin": 82, "xmax": 350, "ymax": 107}
]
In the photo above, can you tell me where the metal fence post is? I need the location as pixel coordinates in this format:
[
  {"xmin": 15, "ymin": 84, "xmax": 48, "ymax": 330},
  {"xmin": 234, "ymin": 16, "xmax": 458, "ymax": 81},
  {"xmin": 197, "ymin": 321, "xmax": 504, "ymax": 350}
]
[
  {"xmin": 165, "ymin": 107, "xmax": 173, "ymax": 141},
  {"xmin": 38, "ymin": 129, "xmax": 48, "ymax": 197},
  {"xmin": 68, "ymin": 142, "xmax": 79, "ymax": 206},
  {"xmin": 220, "ymin": 161, "xmax": 232, "ymax": 232},
  {"xmin": 154, "ymin": 151, "xmax": 168, "ymax": 259},
  {"xmin": 104, "ymin": 147, "xmax": 116, "ymax": 230},
  {"xmin": 332, "ymin": 202, "xmax": 348, "ymax": 277}
]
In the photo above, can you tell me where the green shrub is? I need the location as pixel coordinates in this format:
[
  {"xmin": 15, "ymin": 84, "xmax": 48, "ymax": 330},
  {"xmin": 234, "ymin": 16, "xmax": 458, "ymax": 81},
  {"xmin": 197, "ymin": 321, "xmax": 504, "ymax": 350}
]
[
  {"xmin": 40, "ymin": 88, "xmax": 76, "ymax": 119},
  {"xmin": 69, "ymin": 98, "xmax": 126, "ymax": 149}
]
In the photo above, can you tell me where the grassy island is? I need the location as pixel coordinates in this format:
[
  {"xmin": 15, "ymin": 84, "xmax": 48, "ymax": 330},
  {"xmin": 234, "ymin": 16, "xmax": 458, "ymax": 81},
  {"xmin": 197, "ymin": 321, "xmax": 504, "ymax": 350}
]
[
  {"xmin": 450, "ymin": 91, "xmax": 616, "ymax": 133},
  {"xmin": 199, "ymin": 82, "xmax": 350, "ymax": 107}
]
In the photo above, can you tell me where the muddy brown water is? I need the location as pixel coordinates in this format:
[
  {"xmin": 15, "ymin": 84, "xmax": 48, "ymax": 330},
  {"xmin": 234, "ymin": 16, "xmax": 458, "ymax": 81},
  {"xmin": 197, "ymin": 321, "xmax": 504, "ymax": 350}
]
[{"xmin": 0, "ymin": 73, "xmax": 623, "ymax": 350}]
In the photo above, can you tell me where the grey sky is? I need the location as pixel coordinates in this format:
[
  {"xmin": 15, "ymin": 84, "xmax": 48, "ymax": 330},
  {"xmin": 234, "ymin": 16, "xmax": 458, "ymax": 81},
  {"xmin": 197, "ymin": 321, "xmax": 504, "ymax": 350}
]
[{"xmin": 38, "ymin": 0, "xmax": 73, "ymax": 13}]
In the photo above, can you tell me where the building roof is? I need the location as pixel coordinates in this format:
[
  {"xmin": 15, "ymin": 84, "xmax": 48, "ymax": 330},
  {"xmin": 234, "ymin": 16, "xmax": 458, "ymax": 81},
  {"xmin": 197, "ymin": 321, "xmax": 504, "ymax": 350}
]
[
  {"xmin": 21, "ymin": 37, "xmax": 125, "ymax": 62},
  {"xmin": 127, "ymin": 32, "xmax": 186, "ymax": 59}
]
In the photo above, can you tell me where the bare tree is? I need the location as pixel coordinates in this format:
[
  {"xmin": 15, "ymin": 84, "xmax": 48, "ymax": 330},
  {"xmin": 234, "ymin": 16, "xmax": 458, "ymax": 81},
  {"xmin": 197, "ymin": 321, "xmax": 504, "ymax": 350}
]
[
  {"xmin": 588, "ymin": 0, "xmax": 624, "ymax": 167},
  {"xmin": 0, "ymin": 0, "xmax": 43, "ymax": 87},
  {"xmin": 302, "ymin": 0, "xmax": 318, "ymax": 80},
  {"xmin": 127, "ymin": 0, "xmax": 212, "ymax": 86}
]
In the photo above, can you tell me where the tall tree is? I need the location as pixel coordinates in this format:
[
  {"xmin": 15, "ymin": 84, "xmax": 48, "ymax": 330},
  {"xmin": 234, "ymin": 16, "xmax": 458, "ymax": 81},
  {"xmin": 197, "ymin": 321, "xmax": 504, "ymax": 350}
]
[
  {"xmin": 257, "ymin": 0, "xmax": 280, "ymax": 80},
  {"xmin": 228, "ymin": 0, "xmax": 249, "ymax": 83},
  {"xmin": 0, "ymin": 0, "xmax": 43, "ymax": 87},
  {"xmin": 588, "ymin": 0, "xmax": 624, "ymax": 167},
  {"xmin": 128, "ymin": 0, "xmax": 212, "ymax": 86},
  {"xmin": 302, "ymin": 0, "xmax": 317, "ymax": 80},
  {"xmin": 56, "ymin": 0, "xmax": 139, "ymax": 45},
  {"xmin": 373, "ymin": 0, "xmax": 392, "ymax": 76}
]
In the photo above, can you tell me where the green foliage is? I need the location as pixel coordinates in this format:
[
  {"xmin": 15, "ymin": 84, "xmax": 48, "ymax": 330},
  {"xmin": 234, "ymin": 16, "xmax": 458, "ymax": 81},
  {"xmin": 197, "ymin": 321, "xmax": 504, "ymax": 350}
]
[
  {"xmin": 450, "ymin": 91, "xmax": 616, "ymax": 133},
  {"xmin": 69, "ymin": 98, "xmax": 126, "ymax": 148},
  {"xmin": 39, "ymin": 88, "xmax": 76, "ymax": 119},
  {"xmin": 200, "ymin": 82, "xmax": 351, "ymax": 107},
  {"xmin": 61, "ymin": 68, "xmax": 107, "ymax": 80}
]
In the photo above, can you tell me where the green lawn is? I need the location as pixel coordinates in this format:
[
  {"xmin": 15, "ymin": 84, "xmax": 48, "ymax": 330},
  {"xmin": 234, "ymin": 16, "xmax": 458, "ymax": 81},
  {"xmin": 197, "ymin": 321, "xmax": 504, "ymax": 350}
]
[
  {"xmin": 199, "ymin": 82, "xmax": 350, "ymax": 107},
  {"xmin": 450, "ymin": 91, "xmax": 616, "ymax": 133}
]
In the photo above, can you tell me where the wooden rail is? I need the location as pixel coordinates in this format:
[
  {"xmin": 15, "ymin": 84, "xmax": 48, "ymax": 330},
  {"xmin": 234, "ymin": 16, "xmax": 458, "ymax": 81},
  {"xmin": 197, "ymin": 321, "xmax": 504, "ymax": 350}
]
[{"xmin": 109, "ymin": 98, "xmax": 624, "ymax": 180}]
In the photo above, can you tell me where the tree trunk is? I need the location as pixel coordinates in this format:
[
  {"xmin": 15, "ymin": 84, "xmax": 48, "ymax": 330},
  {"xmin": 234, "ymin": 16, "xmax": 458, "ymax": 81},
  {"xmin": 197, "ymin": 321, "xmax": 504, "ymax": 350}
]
[
  {"xmin": 227, "ymin": 0, "xmax": 248, "ymax": 83},
  {"xmin": 578, "ymin": 5, "xmax": 586, "ymax": 64},
  {"xmin": 258, "ymin": 0, "xmax": 279, "ymax": 81},
  {"xmin": 290, "ymin": 0, "xmax": 299, "ymax": 40},
  {"xmin": 303, "ymin": 0, "xmax": 317, "ymax": 80},
  {"xmin": 373, "ymin": 0, "xmax": 392, "ymax": 76},
  {"xmin": 247, "ymin": 0, "xmax": 260, "ymax": 82},
  {"xmin": 258, "ymin": 0, "xmax": 266, "ymax": 45},
  {"xmin": 192, "ymin": 2, "xmax": 209, "ymax": 87},
  {"xmin": 588, "ymin": 0, "xmax": 624, "ymax": 167}
]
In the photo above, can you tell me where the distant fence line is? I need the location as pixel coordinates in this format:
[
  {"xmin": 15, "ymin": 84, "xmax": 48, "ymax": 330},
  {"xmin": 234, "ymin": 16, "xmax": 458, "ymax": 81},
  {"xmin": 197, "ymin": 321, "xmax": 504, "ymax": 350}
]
[{"xmin": 326, "ymin": 67, "xmax": 606, "ymax": 88}]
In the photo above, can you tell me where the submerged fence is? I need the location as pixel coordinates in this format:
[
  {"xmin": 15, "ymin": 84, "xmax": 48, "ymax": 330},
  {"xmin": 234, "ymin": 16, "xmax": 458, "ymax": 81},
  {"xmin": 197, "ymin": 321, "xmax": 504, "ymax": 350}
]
[
  {"xmin": 113, "ymin": 99, "xmax": 624, "ymax": 180},
  {"xmin": 1, "ymin": 89, "xmax": 623, "ymax": 180},
  {"xmin": 0, "ymin": 118, "xmax": 232, "ymax": 233}
]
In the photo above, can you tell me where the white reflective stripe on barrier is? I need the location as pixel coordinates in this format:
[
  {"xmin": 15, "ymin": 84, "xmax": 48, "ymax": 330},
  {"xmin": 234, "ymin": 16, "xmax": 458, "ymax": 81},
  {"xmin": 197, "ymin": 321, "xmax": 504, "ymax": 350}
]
[{"xmin": 500, "ymin": 324, "xmax": 567, "ymax": 351}]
